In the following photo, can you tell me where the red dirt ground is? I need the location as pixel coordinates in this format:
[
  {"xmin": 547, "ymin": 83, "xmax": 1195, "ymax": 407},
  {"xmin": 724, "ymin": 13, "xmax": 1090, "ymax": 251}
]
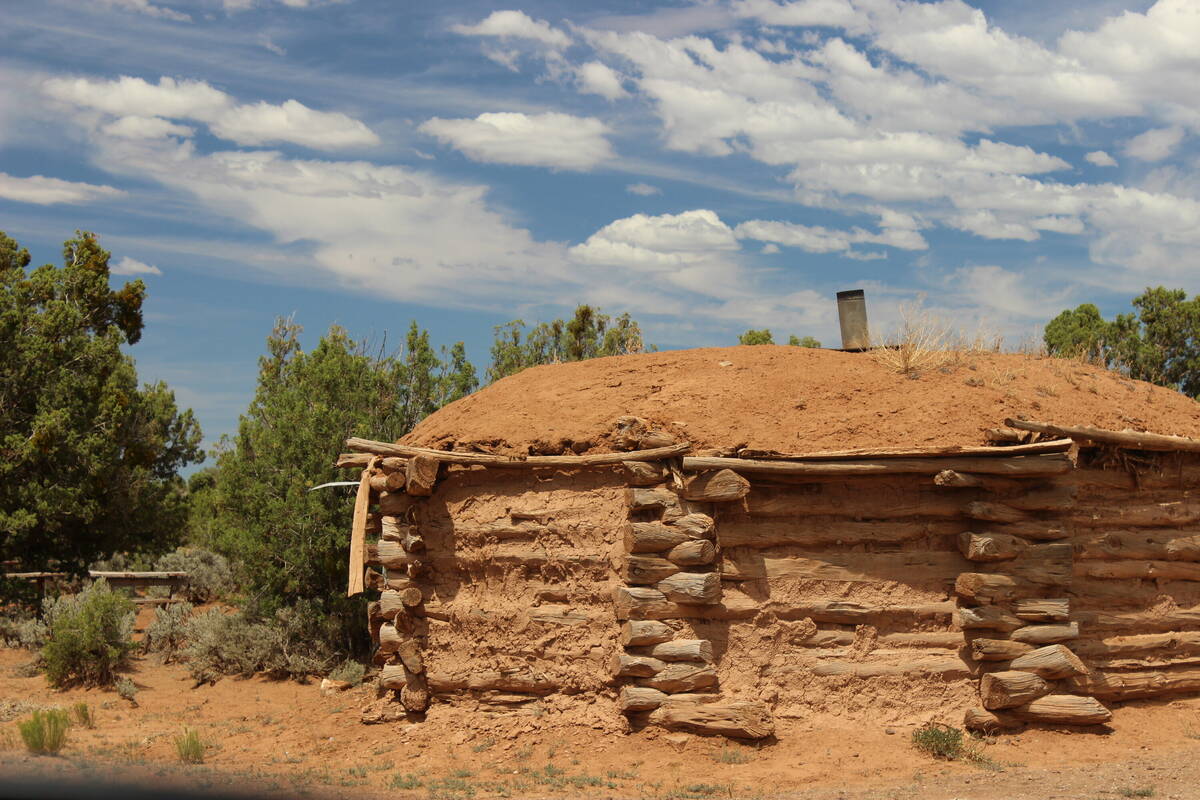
[
  {"xmin": 4, "ymin": 646, "xmax": 1200, "ymax": 800},
  {"xmin": 405, "ymin": 348, "xmax": 1200, "ymax": 456}
]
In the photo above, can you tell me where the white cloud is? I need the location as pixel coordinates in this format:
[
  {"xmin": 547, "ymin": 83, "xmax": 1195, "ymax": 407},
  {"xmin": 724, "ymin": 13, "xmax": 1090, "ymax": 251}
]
[
  {"xmin": 626, "ymin": 182, "xmax": 661, "ymax": 196},
  {"xmin": 103, "ymin": 0, "xmax": 191, "ymax": 22},
  {"xmin": 209, "ymin": 100, "xmax": 378, "ymax": 149},
  {"xmin": 1085, "ymin": 150, "xmax": 1117, "ymax": 167},
  {"xmin": 44, "ymin": 75, "xmax": 377, "ymax": 151},
  {"xmin": 576, "ymin": 61, "xmax": 628, "ymax": 100},
  {"xmin": 111, "ymin": 256, "xmax": 163, "ymax": 276},
  {"xmin": 948, "ymin": 210, "xmax": 1040, "ymax": 242},
  {"xmin": 102, "ymin": 115, "xmax": 194, "ymax": 140},
  {"xmin": 1124, "ymin": 126, "xmax": 1185, "ymax": 162},
  {"xmin": 452, "ymin": 10, "xmax": 571, "ymax": 49},
  {"xmin": 419, "ymin": 112, "xmax": 613, "ymax": 171},
  {"xmin": 735, "ymin": 215, "xmax": 928, "ymax": 256},
  {"xmin": 760, "ymin": 243, "xmax": 780, "ymax": 254},
  {"xmin": 0, "ymin": 172, "xmax": 124, "ymax": 205}
]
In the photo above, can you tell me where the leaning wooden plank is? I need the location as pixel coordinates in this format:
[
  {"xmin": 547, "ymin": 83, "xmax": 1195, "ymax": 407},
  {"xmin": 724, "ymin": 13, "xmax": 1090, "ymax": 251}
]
[
  {"xmin": 347, "ymin": 467, "xmax": 371, "ymax": 597},
  {"xmin": 1010, "ymin": 695, "xmax": 1111, "ymax": 725},
  {"xmin": 1005, "ymin": 418, "xmax": 1200, "ymax": 453},
  {"xmin": 738, "ymin": 439, "xmax": 1072, "ymax": 461},
  {"xmin": 981, "ymin": 670, "xmax": 1052, "ymax": 710},
  {"xmin": 648, "ymin": 698, "xmax": 773, "ymax": 739},
  {"xmin": 681, "ymin": 453, "xmax": 1071, "ymax": 476},
  {"xmin": 347, "ymin": 437, "xmax": 691, "ymax": 465}
]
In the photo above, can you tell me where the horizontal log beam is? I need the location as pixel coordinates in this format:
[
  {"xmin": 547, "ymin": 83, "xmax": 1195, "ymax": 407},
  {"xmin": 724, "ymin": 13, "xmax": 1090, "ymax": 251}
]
[
  {"xmin": 648, "ymin": 698, "xmax": 774, "ymax": 739},
  {"xmin": 681, "ymin": 453, "xmax": 1070, "ymax": 477},
  {"xmin": 347, "ymin": 437, "xmax": 691, "ymax": 466},
  {"xmin": 1066, "ymin": 666, "xmax": 1200, "ymax": 700},
  {"xmin": 740, "ymin": 439, "xmax": 1073, "ymax": 461},
  {"xmin": 1005, "ymin": 418, "xmax": 1200, "ymax": 453},
  {"xmin": 722, "ymin": 550, "xmax": 968, "ymax": 585}
]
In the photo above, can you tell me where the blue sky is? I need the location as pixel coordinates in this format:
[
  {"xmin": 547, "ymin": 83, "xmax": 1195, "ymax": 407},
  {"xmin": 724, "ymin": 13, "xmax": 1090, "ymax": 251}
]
[{"xmin": 2, "ymin": 0, "xmax": 1198, "ymax": 456}]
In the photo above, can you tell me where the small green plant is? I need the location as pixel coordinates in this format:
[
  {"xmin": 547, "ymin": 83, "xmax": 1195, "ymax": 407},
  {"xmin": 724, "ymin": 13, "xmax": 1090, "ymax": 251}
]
[
  {"xmin": 115, "ymin": 676, "xmax": 139, "ymax": 704},
  {"xmin": 471, "ymin": 736, "xmax": 496, "ymax": 753},
  {"xmin": 41, "ymin": 579, "xmax": 136, "ymax": 688},
  {"xmin": 72, "ymin": 702, "xmax": 95, "ymax": 729},
  {"xmin": 175, "ymin": 727, "xmax": 205, "ymax": 764},
  {"xmin": 18, "ymin": 709, "xmax": 70, "ymax": 755},
  {"xmin": 1119, "ymin": 789, "xmax": 1156, "ymax": 798},
  {"xmin": 328, "ymin": 660, "xmax": 366, "ymax": 686},
  {"xmin": 389, "ymin": 774, "xmax": 422, "ymax": 789},
  {"xmin": 912, "ymin": 722, "xmax": 965, "ymax": 760},
  {"xmin": 714, "ymin": 743, "xmax": 753, "ymax": 764}
]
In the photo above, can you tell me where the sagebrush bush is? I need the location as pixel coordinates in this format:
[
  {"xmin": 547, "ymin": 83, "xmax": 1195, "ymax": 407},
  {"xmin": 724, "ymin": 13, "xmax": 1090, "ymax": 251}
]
[
  {"xmin": 19, "ymin": 709, "xmax": 70, "ymax": 755},
  {"xmin": 0, "ymin": 610, "xmax": 48, "ymax": 650},
  {"xmin": 41, "ymin": 579, "xmax": 135, "ymax": 688},
  {"xmin": 328, "ymin": 660, "xmax": 366, "ymax": 686},
  {"xmin": 153, "ymin": 547, "xmax": 235, "ymax": 603},
  {"xmin": 182, "ymin": 605, "xmax": 332, "ymax": 684},
  {"xmin": 115, "ymin": 676, "xmax": 139, "ymax": 704},
  {"xmin": 143, "ymin": 601, "xmax": 195, "ymax": 661}
]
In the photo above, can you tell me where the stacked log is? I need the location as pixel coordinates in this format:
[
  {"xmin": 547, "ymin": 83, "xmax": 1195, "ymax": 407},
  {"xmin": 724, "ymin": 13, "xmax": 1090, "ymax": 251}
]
[{"xmin": 613, "ymin": 471, "xmax": 772, "ymax": 739}]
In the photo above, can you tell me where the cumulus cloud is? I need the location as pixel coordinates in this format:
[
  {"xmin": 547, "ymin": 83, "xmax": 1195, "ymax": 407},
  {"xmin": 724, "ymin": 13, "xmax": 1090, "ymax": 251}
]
[
  {"xmin": 111, "ymin": 256, "xmax": 162, "ymax": 276},
  {"xmin": 1124, "ymin": 126, "xmax": 1185, "ymax": 162},
  {"xmin": 44, "ymin": 75, "xmax": 378, "ymax": 151},
  {"xmin": 626, "ymin": 182, "xmax": 661, "ymax": 196},
  {"xmin": 1085, "ymin": 150, "xmax": 1117, "ymax": 167},
  {"xmin": 419, "ymin": 112, "xmax": 613, "ymax": 170},
  {"xmin": 452, "ymin": 10, "xmax": 571, "ymax": 49},
  {"xmin": 576, "ymin": 61, "xmax": 628, "ymax": 100},
  {"xmin": 102, "ymin": 115, "xmax": 194, "ymax": 140},
  {"xmin": 0, "ymin": 172, "xmax": 124, "ymax": 205},
  {"xmin": 735, "ymin": 215, "xmax": 928, "ymax": 256}
]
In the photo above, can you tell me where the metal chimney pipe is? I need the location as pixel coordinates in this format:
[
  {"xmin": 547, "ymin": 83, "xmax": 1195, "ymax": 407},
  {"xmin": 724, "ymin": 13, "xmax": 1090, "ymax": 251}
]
[{"xmin": 836, "ymin": 289, "xmax": 870, "ymax": 351}]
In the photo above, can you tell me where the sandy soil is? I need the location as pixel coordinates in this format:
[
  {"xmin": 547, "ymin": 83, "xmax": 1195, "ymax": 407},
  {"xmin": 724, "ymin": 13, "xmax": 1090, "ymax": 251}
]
[
  {"xmin": 4, "ymin": 646, "xmax": 1200, "ymax": 800},
  {"xmin": 405, "ymin": 348, "xmax": 1200, "ymax": 456}
]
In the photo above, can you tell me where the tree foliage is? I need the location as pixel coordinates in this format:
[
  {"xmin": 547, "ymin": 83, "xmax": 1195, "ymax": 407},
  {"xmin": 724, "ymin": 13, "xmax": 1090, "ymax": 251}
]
[
  {"xmin": 196, "ymin": 318, "xmax": 476, "ymax": 653},
  {"xmin": 1044, "ymin": 287, "xmax": 1200, "ymax": 398},
  {"xmin": 738, "ymin": 329, "xmax": 774, "ymax": 345},
  {"xmin": 789, "ymin": 335, "xmax": 822, "ymax": 348},
  {"xmin": 487, "ymin": 304, "xmax": 647, "ymax": 383},
  {"xmin": 0, "ymin": 231, "xmax": 202, "ymax": 575}
]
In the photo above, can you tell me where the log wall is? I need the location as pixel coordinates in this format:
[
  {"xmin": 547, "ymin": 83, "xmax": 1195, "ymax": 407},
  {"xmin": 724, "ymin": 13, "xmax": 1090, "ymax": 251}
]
[{"xmin": 349, "ymin": 428, "xmax": 1200, "ymax": 737}]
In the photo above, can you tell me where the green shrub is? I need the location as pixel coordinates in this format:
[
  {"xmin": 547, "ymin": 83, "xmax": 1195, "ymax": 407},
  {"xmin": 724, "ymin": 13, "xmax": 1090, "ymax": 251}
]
[
  {"xmin": 115, "ymin": 676, "xmax": 139, "ymax": 704},
  {"xmin": 0, "ymin": 610, "xmax": 48, "ymax": 650},
  {"xmin": 328, "ymin": 660, "xmax": 366, "ymax": 686},
  {"xmin": 71, "ymin": 702, "xmax": 95, "ymax": 729},
  {"xmin": 18, "ymin": 709, "xmax": 70, "ymax": 755},
  {"xmin": 175, "ymin": 727, "xmax": 205, "ymax": 764},
  {"xmin": 152, "ymin": 548, "xmax": 235, "ymax": 603},
  {"xmin": 41, "ymin": 579, "xmax": 135, "ymax": 687},
  {"xmin": 912, "ymin": 722, "xmax": 965, "ymax": 760},
  {"xmin": 182, "ymin": 605, "xmax": 332, "ymax": 684},
  {"xmin": 143, "ymin": 601, "xmax": 195, "ymax": 661}
]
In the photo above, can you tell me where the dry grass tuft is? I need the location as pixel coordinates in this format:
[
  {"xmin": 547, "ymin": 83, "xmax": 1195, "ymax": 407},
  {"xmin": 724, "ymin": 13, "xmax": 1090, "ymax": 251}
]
[{"xmin": 869, "ymin": 305, "xmax": 1000, "ymax": 376}]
